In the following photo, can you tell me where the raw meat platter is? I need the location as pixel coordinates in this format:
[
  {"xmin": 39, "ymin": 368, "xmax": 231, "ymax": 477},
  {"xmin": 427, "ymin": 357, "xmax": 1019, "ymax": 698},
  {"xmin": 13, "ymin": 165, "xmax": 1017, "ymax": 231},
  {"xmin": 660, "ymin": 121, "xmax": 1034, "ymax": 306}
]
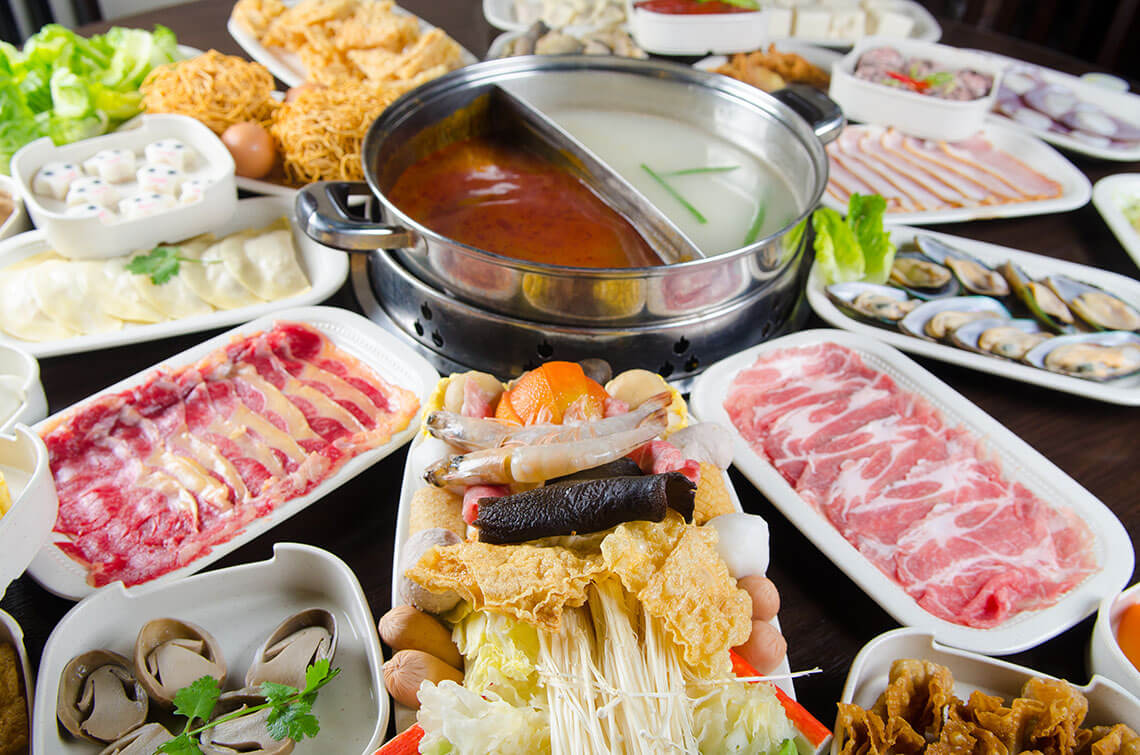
[
  {"xmin": 805, "ymin": 226, "xmax": 1140, "ymax": 405},
  {"xmin": 33, "ymin": 542, "xmax": 389, "ymax": 755},
  {"xmin": 26, "ymin": 305, "xmax": 439, "ymax": 600},
  {"xmin": 690, "ymin": 329, "xmax": 1133, "ymax": 655}
]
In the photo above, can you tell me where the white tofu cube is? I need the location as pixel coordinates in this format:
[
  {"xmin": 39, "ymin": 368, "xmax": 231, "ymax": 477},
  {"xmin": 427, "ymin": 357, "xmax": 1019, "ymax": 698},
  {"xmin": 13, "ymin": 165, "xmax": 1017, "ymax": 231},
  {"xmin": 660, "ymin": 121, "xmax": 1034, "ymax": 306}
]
[
  {"xmin": 870, "ymin": 8, "xmax": 915, "ymax": 37},
  {"xmin": 65, "ymin": 202, "xmax": 115, "ymax": 223},
  {"xmin": 136, "ymin": 164, "xmax": 184, "ymax": 196},
  {"xmin": 793, "ymin": 7, "xmax": 832, "ymax": 37},
  {"xmin": 32, "ymin": 162, "xmax": 82, "ymax": 201},
  {"xmin": 119, "ymin": 191, "xmax": 176, "ymax": 220},
  {"xmin": 767, "ymin": 8, "xmax": 794, "ymax": 36},
  {"xmin": 83, "ymin": 148, "xmax": 137, "ymax": 183},
  {"xmin": 144, "ymin": 139, "xmax": 195, "ymax": 171},
  {"xmin": 179, "ymin": 178, "xmax": 211, "ymax": 205},
  {"xmin": 829, "ymin": 8, "xmax": 866, "ymax": 39},
  {"xmin": 65, "ymin": 176, "xmax": 117, "ymax": 209}
]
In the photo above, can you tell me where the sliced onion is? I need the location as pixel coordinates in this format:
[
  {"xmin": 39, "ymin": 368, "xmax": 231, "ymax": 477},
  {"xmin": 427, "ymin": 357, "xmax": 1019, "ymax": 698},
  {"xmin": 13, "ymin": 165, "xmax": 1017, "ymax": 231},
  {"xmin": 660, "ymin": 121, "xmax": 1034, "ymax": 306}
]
[{"xmin": 1023, "ymin": 84, "xmax": 1078, "ymax": 118}]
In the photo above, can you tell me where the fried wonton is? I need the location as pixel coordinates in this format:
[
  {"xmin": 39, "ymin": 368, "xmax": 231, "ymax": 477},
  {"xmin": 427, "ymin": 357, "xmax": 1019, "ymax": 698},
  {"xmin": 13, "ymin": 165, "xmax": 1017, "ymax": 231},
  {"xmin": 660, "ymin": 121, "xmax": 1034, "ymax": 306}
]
[
  {"xmin": 1082, "ymin": 724, "xmax": 1140, "ymax": 755},
  {"xmin": 1020, "ymin": 677, "xmax": 1089, "ymax": 754},
  {"xmin": 836, "ymin": 702, "xmax": 925, "ymax": 755},
  {"xmin": 873, "ymin": 659, "xmax": 959, "ymax": 741}
]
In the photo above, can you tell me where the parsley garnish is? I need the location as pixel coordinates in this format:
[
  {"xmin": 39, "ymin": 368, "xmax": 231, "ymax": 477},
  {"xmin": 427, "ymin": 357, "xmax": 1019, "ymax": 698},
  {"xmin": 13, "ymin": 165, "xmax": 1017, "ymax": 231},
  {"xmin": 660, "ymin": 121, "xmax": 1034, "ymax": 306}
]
[
  {"xmin": 125, "ymin": 245, "xmax": 218, "ymax": 285},
  {"xmin": 156, "ymin": 660, "xmax": 340, "ymax": 754}
]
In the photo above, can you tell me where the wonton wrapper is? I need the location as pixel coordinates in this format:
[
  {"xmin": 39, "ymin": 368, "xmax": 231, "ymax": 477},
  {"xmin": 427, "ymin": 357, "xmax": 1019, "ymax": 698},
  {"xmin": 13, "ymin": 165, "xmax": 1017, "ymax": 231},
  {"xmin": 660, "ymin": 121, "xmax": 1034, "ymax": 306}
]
[
  {"xmin": 1020, "ymin": 676, "xmax": 1088, "ymax": 753},
  {"xmin": 873, "ymin": 659, "xmax": 959, "ymax": 741},
  {"xmin": 1084, "ymin": 723, "xmax": 1140, "ymax": 755},
  {"xmin": 407, "ymin": 540, "xmax": 606, "ymax": 631},
  {"xmin": 219, "ymin": 218, "xmax": 309, "ymax": 301},
  {"xmin": 178, "ymin": 233, "xmax": 265, "ymax": 310}
]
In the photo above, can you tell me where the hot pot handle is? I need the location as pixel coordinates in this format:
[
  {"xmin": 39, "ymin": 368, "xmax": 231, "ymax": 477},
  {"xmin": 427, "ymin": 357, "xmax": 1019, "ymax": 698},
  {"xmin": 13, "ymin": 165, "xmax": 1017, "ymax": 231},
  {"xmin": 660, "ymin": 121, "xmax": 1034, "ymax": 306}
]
[
  {"xmin": 295, "ymin": 181, "xmax": 415, "ymax": 252},
  {"xmin": 772, "ymin": 84, "xmax": 845, "ymax": 146}
]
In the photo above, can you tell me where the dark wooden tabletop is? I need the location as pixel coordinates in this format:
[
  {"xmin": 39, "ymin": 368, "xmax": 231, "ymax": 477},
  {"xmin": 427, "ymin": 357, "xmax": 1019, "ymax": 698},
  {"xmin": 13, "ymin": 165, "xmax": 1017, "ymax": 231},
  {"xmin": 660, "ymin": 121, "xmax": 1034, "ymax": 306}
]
[{"xmin": 3, "ymin": 0, "xmax": 1139, "ymax": 744}]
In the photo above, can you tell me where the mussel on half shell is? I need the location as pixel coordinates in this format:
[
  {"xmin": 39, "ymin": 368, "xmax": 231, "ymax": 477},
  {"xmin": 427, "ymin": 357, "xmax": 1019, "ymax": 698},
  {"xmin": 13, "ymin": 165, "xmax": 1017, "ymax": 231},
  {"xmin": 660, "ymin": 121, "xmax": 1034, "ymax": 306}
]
[
  {"xmin": 888, "ymin": 253, "xmax": 959, "ymax": 299},
  {"xmin": 826, "ymin": 282, "xmax": 918, "ymax": 324},
  {"xmin": 951, "ymin": 317, "xmax": 1052, "ymax": 360},
  {"xmin": 1023, "ymin": 332, "xmax": 1140, "ymax": 381},
  {"xmin": 899, "ymin": 296, "xmax": 1012, "ymax": 342},
  {"xmin": 915, "ymin": 235, "xmax": 1009, "ymax": 297},
  {"xmin": 999, "ymin": 262, "xmax": 1075, "ymax": 332},
  {"xmin": 1043, "ymin": 275, "xmax": 1140, "ymax": 332}
]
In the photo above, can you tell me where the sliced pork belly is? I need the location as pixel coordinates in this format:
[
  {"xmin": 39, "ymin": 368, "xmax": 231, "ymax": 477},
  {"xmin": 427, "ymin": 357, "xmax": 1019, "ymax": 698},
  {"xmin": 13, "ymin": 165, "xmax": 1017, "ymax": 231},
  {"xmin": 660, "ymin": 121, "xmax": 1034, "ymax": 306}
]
[{"xmin": 940, "ymin": 134, "xmax": 1063, "ymax": 200}]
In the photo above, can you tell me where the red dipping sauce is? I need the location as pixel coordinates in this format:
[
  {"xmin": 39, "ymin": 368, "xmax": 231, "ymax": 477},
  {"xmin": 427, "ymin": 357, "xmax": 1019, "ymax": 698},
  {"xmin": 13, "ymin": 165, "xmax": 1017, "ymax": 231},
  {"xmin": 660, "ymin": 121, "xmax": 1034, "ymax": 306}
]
[
  {"xmin": 387, "ymin": 135, "xmax": 663, "ymax": 269},
  {"xmin": 635, "ymin": 0, "xmax": 758, "ymax": 14}
]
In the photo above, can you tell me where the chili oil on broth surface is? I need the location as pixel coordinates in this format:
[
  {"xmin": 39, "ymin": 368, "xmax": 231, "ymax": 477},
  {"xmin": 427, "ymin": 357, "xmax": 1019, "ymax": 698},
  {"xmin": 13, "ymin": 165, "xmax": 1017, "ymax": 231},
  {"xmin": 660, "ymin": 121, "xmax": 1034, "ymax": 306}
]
[
  {"xmin": 386, "ymin": 134, "xmax": 664, "ymax": 269},
  {"xmin": 547, "ymin": 108, "xmax": 800, "ymax": 256}
]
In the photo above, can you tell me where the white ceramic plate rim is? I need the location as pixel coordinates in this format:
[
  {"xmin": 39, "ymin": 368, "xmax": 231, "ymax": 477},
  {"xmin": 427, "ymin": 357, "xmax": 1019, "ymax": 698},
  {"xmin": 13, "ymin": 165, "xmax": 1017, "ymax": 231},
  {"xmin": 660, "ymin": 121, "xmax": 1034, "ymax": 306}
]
[
  {"xmin": 975, "ymin": 51, "xmax": 1140, "ymax": 162},
  {"xmin": 32, "ymin": 542, "xmax": 389, "ymax": 755},
  {"xmin": 0, "ymin": 609, "xmax": 33, "ymax": 744},
  {"xmin": 834, "ymin": 627, "xmax": 1139, "ymax": 754},
  {"xmin": 690, "ymin": 328, "xmax": 1134, "ymax": 655},
  {"xmin": 693, "ymin": 41, "xmax": 845, "ymax": 76},
  {"xmin": 0, "ymin": 425, "xmax": 58, "ymax": 598},
  {"xmin": 1092, "ymin": 173, "xmax": 1140, "ymax": 273},
  {"xmin": 805, "ymin": 225, "xmax": 1140, "ymax": 404},
  {"xmin": 822, "ymin": 121, "xmax": 1092, "ymax": 224},
  {"xmin": 0, "ymin": 195, "xmax": 348, "ymax": 358},
  {"xmin": 26, "ymin": 305, "xmax": 439, "ymax": 600},
  {"xmin": 227, "ymin": 5, "xmax": 478, "ymax": 88},
  {"xmin": 0, "ymin": 343, "xmax": 46, "ymax": 435}
]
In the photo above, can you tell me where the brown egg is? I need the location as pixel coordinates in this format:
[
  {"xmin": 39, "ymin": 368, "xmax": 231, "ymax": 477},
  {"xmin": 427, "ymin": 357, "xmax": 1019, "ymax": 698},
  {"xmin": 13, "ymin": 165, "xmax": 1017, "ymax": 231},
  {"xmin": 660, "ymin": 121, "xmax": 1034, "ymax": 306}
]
[{"xmin": 221, "ymin": 121, "xmax": 276, "ymax": 179}]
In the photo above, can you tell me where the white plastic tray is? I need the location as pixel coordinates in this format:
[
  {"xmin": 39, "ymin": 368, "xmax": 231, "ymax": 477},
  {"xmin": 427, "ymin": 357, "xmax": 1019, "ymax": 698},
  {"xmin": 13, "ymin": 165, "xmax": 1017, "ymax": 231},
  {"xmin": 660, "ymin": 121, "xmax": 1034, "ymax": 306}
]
[
  {"xmin": 690, "ymin": 329, "xmax": 1133, "ymax": 655},
  {"xmin": 27, "ymin": 305, "xmax": 439, "ymax": 600},
  {"xmin": 11, "ymin": 114, "xmax": 237, "ymax": 260},
  {"xmin": 822, "ymin": 121, "xmax": 1091, "ymax": 224},
  {"xmin": 1093, "ymin": 173, "xmax": 1140, "ymax": 272},
  {"xmin": 0, "ymin": 609, "xmax": 33, "ymax": 748},
  {"xmin": 0, "ymin": 425, "xmax": 58, "ymax": 599},
  {"xmin": 33, "ymin": 542, "xmax": 388, "ymax": 755},
  {"xmin": 805, "ymin": 226, "xmax": 1140, "ymax": 405},
  {"xmin": 227, "ymin": 3, "xmax": 478, "ymax": 88},
  {"xmin": 834, "ymin": 627, "xmax": 1139, "ymax": 755},
  {"xmin": 980, "ymin": 53, "xmax": 1140, "ymax": 163},
  {"xmin": 0, "ymin": 195, "xmax": 348, "ymax": 358},
  {"xmin": 0, "ymin": 344, "xmax": 46, "ymax": 434}
]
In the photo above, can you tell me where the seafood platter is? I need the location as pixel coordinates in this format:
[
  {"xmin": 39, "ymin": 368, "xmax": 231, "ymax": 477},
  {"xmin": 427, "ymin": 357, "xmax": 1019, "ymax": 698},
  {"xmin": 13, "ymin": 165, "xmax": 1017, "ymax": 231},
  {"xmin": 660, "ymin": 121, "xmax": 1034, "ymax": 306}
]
[
  {"xmin": 807, "ymin": 227, "xmax": 1140, "ymax": 404},
  {"xmin": 2, "ymin": 4, "xmax": 1140, "ymax": 755}
]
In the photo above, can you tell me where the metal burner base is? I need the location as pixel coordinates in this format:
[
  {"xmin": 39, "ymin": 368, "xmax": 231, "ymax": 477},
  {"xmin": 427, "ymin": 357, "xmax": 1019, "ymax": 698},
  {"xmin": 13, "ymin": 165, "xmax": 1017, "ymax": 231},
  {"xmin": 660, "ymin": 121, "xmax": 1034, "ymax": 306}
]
[{"xmin": 351, "ymin": 254, "xmax": 811, "ymax": 387}]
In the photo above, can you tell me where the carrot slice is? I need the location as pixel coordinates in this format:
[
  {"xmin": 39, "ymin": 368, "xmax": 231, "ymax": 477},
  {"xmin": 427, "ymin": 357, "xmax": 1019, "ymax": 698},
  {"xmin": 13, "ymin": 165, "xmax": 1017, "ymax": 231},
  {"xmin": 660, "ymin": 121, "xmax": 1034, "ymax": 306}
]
[
  {"xmin": 730, "ymin": 649, "xmax": 832, "ymax": 747},
  {"xmin": 374, "ymin": 724, "xmax": 424, "ymax": 755}
]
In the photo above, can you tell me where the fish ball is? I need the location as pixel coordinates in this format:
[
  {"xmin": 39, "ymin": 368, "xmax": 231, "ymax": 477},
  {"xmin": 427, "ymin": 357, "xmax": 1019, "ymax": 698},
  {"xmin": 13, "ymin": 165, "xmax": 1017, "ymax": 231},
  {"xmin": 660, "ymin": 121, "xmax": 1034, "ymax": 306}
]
[
  {"xmin": 734, "ymin": 620, "xmax": 787, "ymax": 676},
  {"xmin": 739, "ymin": 575, "xmax": 780, "ymax": 622}
]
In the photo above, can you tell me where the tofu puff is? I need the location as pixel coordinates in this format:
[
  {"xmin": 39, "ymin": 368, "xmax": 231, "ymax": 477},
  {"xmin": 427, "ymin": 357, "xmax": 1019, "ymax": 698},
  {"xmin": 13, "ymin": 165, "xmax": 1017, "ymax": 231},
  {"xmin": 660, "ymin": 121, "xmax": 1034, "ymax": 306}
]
[
  {"xmin": 0, "ymin": 217, "xmax": 309, "ymax": 342},
  {"xmin": 383, "ymin": 364, "xmax": 813, "ymax": 755}
]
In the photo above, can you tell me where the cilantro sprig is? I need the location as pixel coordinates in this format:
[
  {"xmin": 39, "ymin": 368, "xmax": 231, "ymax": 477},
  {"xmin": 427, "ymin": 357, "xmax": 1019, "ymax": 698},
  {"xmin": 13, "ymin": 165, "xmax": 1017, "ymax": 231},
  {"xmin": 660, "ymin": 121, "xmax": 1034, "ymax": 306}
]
[
  {"xmin": 125, "ymin": 244, "xmax": 218, "ymax": 286},
  {"xmin": 156, "ymin": 660, "xmax": 340, "ymax": 755}
]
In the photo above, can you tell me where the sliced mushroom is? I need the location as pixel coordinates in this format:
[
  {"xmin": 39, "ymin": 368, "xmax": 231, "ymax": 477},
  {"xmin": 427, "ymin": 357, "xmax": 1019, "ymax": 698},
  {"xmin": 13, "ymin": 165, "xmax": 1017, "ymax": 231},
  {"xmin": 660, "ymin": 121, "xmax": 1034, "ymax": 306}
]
[
  {"xmin": 245, "ymin": 609, "xmax": 337, "ymax": 690},
  {"xmin": 57, "ymin": 650, "xmax": 148, "ymax": 743},
  {"xmin": 134, "ymin": 618, "xmax": 226, "ymax": 708},
  {"xmin": 99, "ymin": 723, "xmax": 174, "ymax": 755},
  {"xmin": 200, "ymin": 690, "xmax": 295, "ymax": 755}
]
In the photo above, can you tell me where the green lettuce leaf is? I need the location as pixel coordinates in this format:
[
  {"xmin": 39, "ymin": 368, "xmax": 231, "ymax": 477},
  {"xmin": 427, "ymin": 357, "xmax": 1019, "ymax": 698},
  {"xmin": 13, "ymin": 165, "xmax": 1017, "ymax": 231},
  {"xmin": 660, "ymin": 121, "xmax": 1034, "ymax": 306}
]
[
  {"xmin": 846, "ymin": 193, "xmax": 895, "ymax": 284},
  {"xmin": 811, "ymin": 207, "xmax": 863, "ymax": 285}
]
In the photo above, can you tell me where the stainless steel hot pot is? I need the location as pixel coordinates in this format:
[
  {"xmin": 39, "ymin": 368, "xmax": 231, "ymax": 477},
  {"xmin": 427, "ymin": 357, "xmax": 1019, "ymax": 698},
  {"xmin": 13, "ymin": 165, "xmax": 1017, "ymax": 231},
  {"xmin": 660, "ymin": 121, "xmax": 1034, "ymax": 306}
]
[{"xmin": 296, "ymin": 56, "xmax": 842, "ymax": 327}]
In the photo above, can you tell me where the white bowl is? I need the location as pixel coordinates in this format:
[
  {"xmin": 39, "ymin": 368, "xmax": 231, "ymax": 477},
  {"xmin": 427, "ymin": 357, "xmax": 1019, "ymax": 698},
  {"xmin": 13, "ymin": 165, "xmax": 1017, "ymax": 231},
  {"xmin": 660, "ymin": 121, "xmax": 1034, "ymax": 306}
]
[
  {"xmin": 0, "ymin": 175, "xmax": 31, "ymax": 242},
  {"xmin": 0, "ymin": 424, "xmax": 57, "ymax": 598},
  {"xmin": 0, "ymin": 344, "xmax": 46, "ymax": 434},
  {"xmin": 34, "ymin": 542, "xmax": 389, "ymax": 755},
  {"xmin": 0, "ymin": 609, "xmax": 33, "ymax": 746},
  {"xmin": 11, "ymin": 114, "xmax": 237, "ymax": 259},
  {"xmin": 829, "ymin": 36, "xmax": 1003, "ymax": 140},
  {"xmin": 626, "ymin": 0, "xmax": 772, "ymax": 55},
  {"xmin": 1090, "ymin": 582, "xmax": 1140, "ymax": 698}
]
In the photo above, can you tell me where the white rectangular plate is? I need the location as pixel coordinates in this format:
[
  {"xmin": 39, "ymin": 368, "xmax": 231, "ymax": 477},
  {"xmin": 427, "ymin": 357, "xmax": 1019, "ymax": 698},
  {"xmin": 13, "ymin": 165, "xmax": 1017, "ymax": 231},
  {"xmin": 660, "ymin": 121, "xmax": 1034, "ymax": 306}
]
[
  {"xmin": 823, "ymin": 121, "xmax": 1092, "ymax": 224},
  {"xmin": 33, "ymin": 543, "xmax": 389, "ymax": 755},
  {"xmin": 1093, "ymin": 174, "xmax": 1140, "ymax": 273},
  {"xmin": 979, "ymin": 53, "xmax": 1140, "ymax": 163},
  {"xmin": 0, "ymin": 196, "xmax": 348, "ymax": 358},
  {"xmin": 690, "ymin": 329, "xmax": 1133, "ymax": 655},
  {"xmin": 834, "ymin": 627, "xmax": 1139, "ymax": 755},
  {"xmin": 27, "ymin": 305, "xmax": 439, "ymax": 600},
  {"xmin": 805, "ymin": 225, "xmax": 1140, "ymax": 405},
  {"xmin": 227, "ymin": 2, "xmax": 477, "ymax": 88}
]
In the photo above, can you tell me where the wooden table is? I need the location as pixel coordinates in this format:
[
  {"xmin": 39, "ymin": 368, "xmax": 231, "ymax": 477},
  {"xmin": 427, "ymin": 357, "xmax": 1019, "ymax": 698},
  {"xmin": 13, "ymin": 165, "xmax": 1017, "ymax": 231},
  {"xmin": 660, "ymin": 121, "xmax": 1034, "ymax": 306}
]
[{"xmin": 3, "ymin": 0, "xmax": 1139, "ymax": 741}]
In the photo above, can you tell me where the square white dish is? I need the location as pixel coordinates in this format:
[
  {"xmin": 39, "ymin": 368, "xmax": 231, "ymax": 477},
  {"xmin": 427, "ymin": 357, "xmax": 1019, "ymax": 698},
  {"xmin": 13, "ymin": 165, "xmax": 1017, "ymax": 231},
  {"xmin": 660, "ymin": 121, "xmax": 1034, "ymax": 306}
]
[
  {"xmin": 774, "ymin": 0, "xmax": 940, "ymax": 49},
  {"xmin": 982, "ymin": 54, "xmax": 1140, "ymax": 163},
  {"xmin": 805, "ymin": 225, "xmax": 1140, "ymax": 405},
  {"xmin": 690, "ymin": 329, "xmax": 1133, "ymax": 655},
  {"xmin": 835, "ymin": 627, "xmax": 1139, "ymax": 755},
  {"xmin": 26, "ymin": 305, "xmax": 439, "ymax": 600},
  {"xmin": 0, "ymin": 195, "xmax": 349, "ymax": 358},
  {"xmin": 11, "ymin": 114, "xmax": 237, "ymax": 259},
  {"xmin": 0, "ymin": 608, "xmax": 33, "ymax": 749},
  {"xmin": 1093, "ymin": 173, "xmax": 1140, "ymax": 272},
  {"xmin": 227, "ymin": 2, "xmax": 478, "ymax": 89},
  {"xmin": 822, "ymin": 121, "xmax": 1091, "ymax": 224},
  {"xmin": 0, "ymin": 425, "xmax": 58, "ymax": 599},
  {"xmin": 33, "ymin": 542, "xmax": 389, "ymax": 755},
  {"xmin": 829, "ymin": 37, "xmax": 1003, "ymax": 141}
]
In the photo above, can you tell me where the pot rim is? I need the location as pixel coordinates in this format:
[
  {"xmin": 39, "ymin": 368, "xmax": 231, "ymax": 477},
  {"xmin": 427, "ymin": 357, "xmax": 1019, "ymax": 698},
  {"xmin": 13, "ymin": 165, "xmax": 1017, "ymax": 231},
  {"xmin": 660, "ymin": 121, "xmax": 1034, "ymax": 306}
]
[{"xmin": 359, "ymin": 55, "xmax": 830, "ymax": 278}]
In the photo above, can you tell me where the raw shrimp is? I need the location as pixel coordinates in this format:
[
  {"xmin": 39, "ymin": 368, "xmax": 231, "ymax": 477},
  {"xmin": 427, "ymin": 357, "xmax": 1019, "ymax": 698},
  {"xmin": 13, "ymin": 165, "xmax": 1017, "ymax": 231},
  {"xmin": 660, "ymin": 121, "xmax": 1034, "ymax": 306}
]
[
  {"xmin": 427, "ymin": 392, "xmax": 672, "ymax": 452},
  {"xmin": 423, "ymin": 423, "xmax": 665, "ymax": 487}
]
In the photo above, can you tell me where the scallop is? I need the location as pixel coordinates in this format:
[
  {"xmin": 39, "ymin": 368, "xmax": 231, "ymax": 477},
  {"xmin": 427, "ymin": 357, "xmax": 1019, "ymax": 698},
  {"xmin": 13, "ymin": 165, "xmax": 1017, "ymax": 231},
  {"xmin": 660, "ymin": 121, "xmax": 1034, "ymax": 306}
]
[
  {"xmin": 826, "ymin": 282, "xmax": 918, "ymax": 324},
  {"xmin": 245, "ymin": 609, "xmax": 337, "ymax": 690},
  {"xmin": 999, "ymin": 262, "xmax": 1074, "ymax": 332},
  {"xmin": 57, "ymin": 650, "xmax": 148, "ymax": 743},
  {"xmin": 1043, "ymin": 275, "xmax": 1140, "ymax": 332},
  {"xmin": 1024, "ymin": 332, "xmax": 1140, "ymax": 381},
  {"xmin": 914, "ymin": 235, "xmax": 1009, "ymax": 297},
  {"xmin": 134, "ymin": 618, "xmax": 226, "ymax": 708},
  {"xmin": 899, "ymin": 296, "xmax": 1011, "ymax": 342},
  {"xmin": 951, "ymin": 317, "xmax": 1052, "ymax": 360}
]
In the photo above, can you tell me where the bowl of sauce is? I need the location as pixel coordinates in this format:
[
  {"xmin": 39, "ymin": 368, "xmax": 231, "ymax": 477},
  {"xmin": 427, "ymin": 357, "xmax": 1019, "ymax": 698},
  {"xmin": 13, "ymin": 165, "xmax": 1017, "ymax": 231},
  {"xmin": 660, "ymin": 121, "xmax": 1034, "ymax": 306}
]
[{"xmin": 296, "ymin": 55, "xmax": 841, "ymax": 326}]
